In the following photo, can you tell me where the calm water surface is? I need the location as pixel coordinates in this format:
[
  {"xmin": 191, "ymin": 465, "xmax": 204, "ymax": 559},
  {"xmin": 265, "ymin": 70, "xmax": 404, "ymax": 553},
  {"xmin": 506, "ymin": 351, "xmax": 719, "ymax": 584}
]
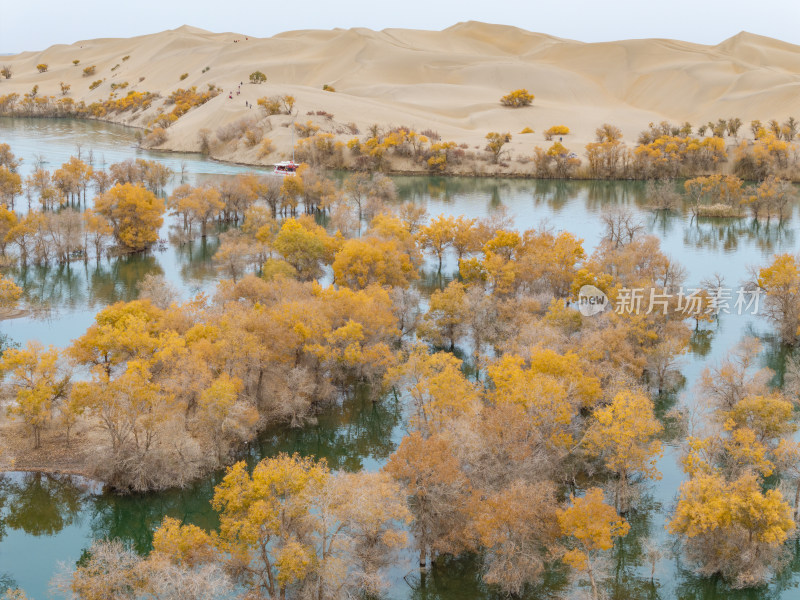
[{"xmin": 0, "ymin": 118, "xmax": 798, "ymax": 599}]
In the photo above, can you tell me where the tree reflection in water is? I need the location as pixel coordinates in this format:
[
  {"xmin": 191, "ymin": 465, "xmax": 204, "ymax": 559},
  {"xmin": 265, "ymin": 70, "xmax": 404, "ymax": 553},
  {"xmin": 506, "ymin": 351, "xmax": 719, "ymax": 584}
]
[
  {"xmin": 7, "ymin": 234, "xmax": 222, "ymax": 326},
  {"xmin": 248, "ymin": 385, "xmax": 403, "ymax": 474},
  {"xmin": 406, "ymin": 552, "xmax": 569, "ymax": 600},
  {"xmin": 1, "ymin": 164, "xmax": 800, "ymax": 600},
  {"xmin": 0, "ymin": 473, "xmax": 85, "ymax": 537},
  {"xmin": 0, "ymin": 573, "xmax": 19, "ymax": 596},
  {"xmin": 0, "ymin": 386, "xmax": 406, "ymax": 561}
]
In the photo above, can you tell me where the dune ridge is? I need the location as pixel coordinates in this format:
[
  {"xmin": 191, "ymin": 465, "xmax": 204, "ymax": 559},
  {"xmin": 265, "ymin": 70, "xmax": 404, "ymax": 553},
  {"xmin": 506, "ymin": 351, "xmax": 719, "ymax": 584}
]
[{"xmin": 1, "ymin": 21, "xmax": 800, "ymax": 170}]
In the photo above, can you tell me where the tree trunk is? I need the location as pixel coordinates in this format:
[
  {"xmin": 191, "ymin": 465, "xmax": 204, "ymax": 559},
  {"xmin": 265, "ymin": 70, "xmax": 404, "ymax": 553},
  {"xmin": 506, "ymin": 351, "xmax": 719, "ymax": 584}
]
[
  {"xmin": 587, "ymin": 560, "xmax": 598, "ymax": 600},
  {"xmin": 794, "ymin": 480, "xmax": 800, "ymax": 521},
  {"xmin": 256, "ymin": 368, "xmax": 264, "ymax": 403}
]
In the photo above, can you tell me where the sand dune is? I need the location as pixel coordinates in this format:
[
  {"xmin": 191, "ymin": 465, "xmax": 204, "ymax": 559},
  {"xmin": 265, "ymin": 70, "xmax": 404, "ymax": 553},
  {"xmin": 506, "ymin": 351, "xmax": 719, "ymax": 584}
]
[{"xmin": 1, "ymin": 22, "xmax": 800, "ymax": 170}]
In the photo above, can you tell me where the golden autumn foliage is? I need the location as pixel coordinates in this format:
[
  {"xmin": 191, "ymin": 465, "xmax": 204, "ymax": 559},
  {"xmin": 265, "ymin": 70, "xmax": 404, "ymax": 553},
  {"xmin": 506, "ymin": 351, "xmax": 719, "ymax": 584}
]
[
  {"xmin": 257, "ymin": 94, "xmax": 295, "ymax": 116},
  {"xmin": 584, "ymin": 390, "xmax": 663, "ymax": 511},
  {"xmin": 544, "ymin": 125, "xmax": 570, "ymax": 140},
  {"xmin": 638, "ymin": 134, "xmax": 727, "ymax": 176},
  {"xmin": 488, "ymin": 353, "xmax": 581, "ymax": 451},
  {"xmin": 293, "ymin": 132, "xmax": 342, "ymax": 168},
  {"xmin": 741, "ymin": 176, "xmax": 795, "ymax": 220},
  {"xmin": 585, "ymin": 124, "xmax": 629, "ymax": 178},
  {"xmin": 532, "ymin": 142, "xmax": 581, "ymax": 177},
  {"xmin": 169, "ymin": 185, "xmax": 224, "ymax": 237},
  {"xmin": 559, "ymin": 488, "xmax": 630, "ymax": 599},
  {"xmin": 84, "ymin": 91, "xmax": 157, "ymax": 118},
  {"xmin": 756, "ymin": 253, "xmax": 800, "ymax": 344},
  {"xmin": 668, "ymin": 472, "xmax": 794, "ymax": 588},
  {"xmin": 385, "ymin": 432, "xmax": 471, "ymax": 566},
  {"xmin": 0, "ymin": 143, "xmax": 20, "ymax": 171},
  {"xmin": 93, "ymin": 183, "xmax": 165, "ymax": 251},
  {"xmin": 468, "ymin": 480, "xmax": 561, "ymax": 595},
  {"xmin": 426, "ymin": 141, "xmax": 458, "ymax": 172},
  {"xmin": 418, "ymin": 281, "xmax": 468, "ymax": 350},
  {"xmin": 683, "ymin": 174, "xmax": 744, "ymax": 217},
  {"xmin": 386, "ymin": 346, "xmax": 480, "ymax": 434},
  {"xmin": 416, "ymin": 214, "xmax": 456, "ymax": 270},
  {"xmin": 670, "ymin": 472, "xmax": 792, "ymax": 543},
  {"xmin": 381, "ymin": 293, "xmax": 679, "ymax": 588},
  {"xmin": 293, "ymin": 120, "xmax": 320, "ymax": 138},
  {"xmin": 462, "ymin": 226, "xmax": 585, "ymax": 297},
  {"xmin": 0, "ymin": 342, "xmax": 70, "ymax": 448},
  {"xmin": 51, "ymin": 260, "xmax": 404, "ymax": 482},
  {"xmin": 342, "ymin": 128, "xmax": 452, "ymax": 172},
  {"xmin": 52, "ymin": 156, "xmax": 93, "ymax": 202},
  {"xmin": 164, "ymin": 86, "xmax": 218, "ymax": 119},
  {"xmin": 500, "ymin": 88, "xmax": 534, "ymax": 107},
  {"xmin": 725, "ymin": 395, "xmax": 796, "ymax": 444},
  {"xmin": 368, "ymin": 213, "xmax": 420, "ymax": 260},
  {"xmin": 559, "ymin": 488, "xmax": 630, "ymax": 558},
  {"xmin": 333, "ymin": 237, "xmax": 417, "ymax": 289},
  {"xmin": 0, "ymin": 165, "xmax": 23, "ymax": 208},
  {"xmin": 197, "ymin": 373, "xmax": 257, "ymax": 461},
  {"xmin": 151, "ymin": 517, "xmax": 217, "ymax": 567},
  {"xmin": 273, "ymin": 216, "xmax": 341, "ymax": 280},
  {"xmin": 734, "ymin": 132, "xmax": 795, "ymax": 179},
  {"xmin": 546, "ymin": 141, "xmax": 569, "ymax": 157},
  {"xmin": 212, "ymin": 455, "xmax": 328, "ymax": 595},
  {"xmin": 0, "ymin": 142, "xmax": 750, "ymax": 596},
  {"xmin": 209, "ymin": 454, "xmax": 409, "ymax": 598},
  {"xmin": 485, "ymin": 132, "xmax": 511, "ymax": 163},
  {"xmin": 0, "ymin": 274, "xmax": 22, "ymax": 309},
  {"xmin": 670, "ymin": 337, "xmax": 799, "ymax": 587}
]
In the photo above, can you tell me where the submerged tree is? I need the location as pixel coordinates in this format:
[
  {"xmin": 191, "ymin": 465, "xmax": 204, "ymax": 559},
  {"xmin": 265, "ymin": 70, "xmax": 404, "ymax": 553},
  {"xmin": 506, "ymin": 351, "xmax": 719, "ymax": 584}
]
[
  {"xmin": 584, "ymin": 390, "xmax": 663, "ymax": 513},
  {"xmin": 558, "ymin": 488, "xmax": 630, "ymax": 600},
  {"xmin": 93, "ymin": 183, "xmax": 165, "ymax": 251},
  {"xmin": 668, "ymin": 472, "xmax": 794, "ymax": 588}
]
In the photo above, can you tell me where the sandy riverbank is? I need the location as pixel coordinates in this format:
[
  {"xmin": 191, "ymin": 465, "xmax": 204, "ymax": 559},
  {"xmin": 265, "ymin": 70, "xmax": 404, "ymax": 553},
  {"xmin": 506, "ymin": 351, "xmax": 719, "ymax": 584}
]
[{"xmin": 1, "ymin": 23, "xmax": 799, "ymax": 173}]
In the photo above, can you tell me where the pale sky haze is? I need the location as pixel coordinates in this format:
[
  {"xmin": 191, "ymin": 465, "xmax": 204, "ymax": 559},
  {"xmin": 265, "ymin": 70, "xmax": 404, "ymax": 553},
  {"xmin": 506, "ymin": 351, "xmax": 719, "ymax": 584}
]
[{"xmin": 3, "ymin": 0, "xmax": 800, "ymax": 54}]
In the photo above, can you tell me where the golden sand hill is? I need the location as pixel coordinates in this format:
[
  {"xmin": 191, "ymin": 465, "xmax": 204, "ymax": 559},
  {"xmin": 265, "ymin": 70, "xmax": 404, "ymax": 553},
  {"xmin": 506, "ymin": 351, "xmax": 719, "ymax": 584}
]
[{"xmin": 2, "ymin": 22, "xmax": 800, "ymax": 169}]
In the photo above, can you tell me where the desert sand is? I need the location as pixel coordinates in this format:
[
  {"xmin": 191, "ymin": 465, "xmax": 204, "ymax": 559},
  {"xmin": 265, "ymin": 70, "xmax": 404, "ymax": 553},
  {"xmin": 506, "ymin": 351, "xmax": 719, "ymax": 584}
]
[{"xmin": 1, "ymin": 22, "xmax": 800, "ymax": 171}]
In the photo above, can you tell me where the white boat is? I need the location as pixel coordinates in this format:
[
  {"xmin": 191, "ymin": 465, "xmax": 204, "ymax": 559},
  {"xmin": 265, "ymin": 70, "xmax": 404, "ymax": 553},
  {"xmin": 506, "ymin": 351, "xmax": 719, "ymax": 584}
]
[{"xmin": 273, "ymin": 161, "xmax": 298, "ymax": 176}]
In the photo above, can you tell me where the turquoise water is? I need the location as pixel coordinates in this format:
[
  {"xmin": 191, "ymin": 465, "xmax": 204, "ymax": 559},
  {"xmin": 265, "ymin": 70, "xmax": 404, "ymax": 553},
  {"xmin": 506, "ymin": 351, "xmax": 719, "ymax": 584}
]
[{"xmin": 0, "ymin": 118, "xmax": 798, "ymax": 599}]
